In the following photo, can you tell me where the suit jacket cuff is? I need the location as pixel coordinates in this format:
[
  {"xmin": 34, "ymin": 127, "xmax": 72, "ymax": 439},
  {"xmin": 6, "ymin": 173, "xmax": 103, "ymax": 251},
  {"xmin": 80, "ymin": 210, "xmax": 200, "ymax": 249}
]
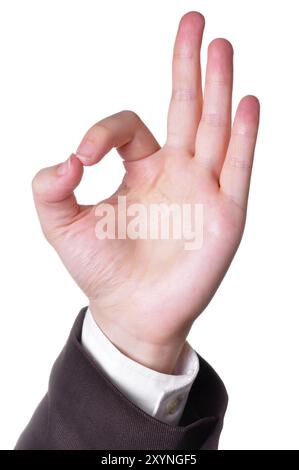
[{"xmin": 16, "ymin": 307, "xmax": 228, "ymax": 450}]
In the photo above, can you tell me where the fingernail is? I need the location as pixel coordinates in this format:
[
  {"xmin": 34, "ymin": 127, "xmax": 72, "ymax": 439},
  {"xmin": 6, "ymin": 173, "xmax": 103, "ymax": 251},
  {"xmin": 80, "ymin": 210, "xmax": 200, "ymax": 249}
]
[
  {"xmin": 76, "ymin": 139, "xmax": 96, "ymax": 161},
  {"xmin": 57, "ymin": 157, "xmax": 71, "ymax": 175}
]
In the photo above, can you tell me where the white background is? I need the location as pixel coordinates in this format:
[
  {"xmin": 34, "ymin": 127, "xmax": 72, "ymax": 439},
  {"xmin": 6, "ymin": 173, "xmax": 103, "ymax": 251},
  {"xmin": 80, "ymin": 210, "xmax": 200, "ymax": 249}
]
[{"xmin": 0, "ymin": 0, "xmax": 298, "ymax": 450}]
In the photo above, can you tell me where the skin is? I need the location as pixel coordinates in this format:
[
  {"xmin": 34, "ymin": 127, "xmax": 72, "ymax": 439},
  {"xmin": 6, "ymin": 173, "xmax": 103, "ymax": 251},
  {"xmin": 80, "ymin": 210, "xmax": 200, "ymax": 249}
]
[{"xmin": 32, "ymin": 12, "xmax": 260, "ymax": 374}]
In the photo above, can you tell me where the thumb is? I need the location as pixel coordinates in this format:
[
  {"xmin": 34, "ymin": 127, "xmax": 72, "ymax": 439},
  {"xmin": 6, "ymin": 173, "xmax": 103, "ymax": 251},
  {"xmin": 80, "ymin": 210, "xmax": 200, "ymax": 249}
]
[{"xmin": 32, "ymin": 154, "xmax": 84, "ymax": 239}]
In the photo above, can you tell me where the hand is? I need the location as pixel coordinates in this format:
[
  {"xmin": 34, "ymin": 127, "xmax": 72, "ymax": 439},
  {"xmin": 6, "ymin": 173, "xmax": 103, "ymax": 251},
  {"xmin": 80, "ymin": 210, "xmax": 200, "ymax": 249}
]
[{"xmin": 32, "ymin": 12, "xmax": 259, "ymax": 373}]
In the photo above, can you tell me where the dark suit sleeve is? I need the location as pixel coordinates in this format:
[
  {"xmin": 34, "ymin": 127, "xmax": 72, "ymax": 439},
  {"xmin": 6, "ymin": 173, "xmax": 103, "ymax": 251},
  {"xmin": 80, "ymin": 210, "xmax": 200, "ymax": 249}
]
[{"xmin": 15, "ymin": 308, "xmax": 228, "ymax": 450}]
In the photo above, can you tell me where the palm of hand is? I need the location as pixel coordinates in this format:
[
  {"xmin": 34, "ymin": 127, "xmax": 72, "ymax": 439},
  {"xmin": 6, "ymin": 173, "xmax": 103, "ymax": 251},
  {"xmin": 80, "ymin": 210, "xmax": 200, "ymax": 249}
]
[{"xmin": 51, "ymin": 146, "xmax": 244, "ymax": 344}]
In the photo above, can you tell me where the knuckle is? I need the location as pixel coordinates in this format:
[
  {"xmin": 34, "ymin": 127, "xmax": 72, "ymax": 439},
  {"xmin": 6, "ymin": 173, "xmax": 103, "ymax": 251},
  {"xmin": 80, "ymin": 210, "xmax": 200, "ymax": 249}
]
[
  {"xmin": 120, "ymin": 109, "xmax": 141, "ymax": 123},
  {"xmin": 201, "ymin": 112, "xmax": 227, "ymax": 128},
  {"xmin": 172, "ymin": 88, "xmax": 198, "ymax": 102},
  {"xmin": 227, "ymin": 156, "xmax": 251, "ymax": 170},
  {"xmin": 173, "ymin": 50, "xmax": 198, "ymax": 60}
]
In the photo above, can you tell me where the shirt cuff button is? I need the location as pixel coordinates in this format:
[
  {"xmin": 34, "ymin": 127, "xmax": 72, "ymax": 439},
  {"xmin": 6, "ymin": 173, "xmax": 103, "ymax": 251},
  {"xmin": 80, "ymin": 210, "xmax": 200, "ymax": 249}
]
[{"xmin": 165, "ymin": 395, "xmax": 183, "ymax": 416}]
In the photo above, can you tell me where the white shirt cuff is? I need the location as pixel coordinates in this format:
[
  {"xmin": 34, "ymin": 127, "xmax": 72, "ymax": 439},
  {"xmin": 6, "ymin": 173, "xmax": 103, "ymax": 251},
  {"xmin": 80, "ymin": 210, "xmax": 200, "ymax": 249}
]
[{"xmin": 81, "ymin": 308, "xmax": 199, "ymax": 425}]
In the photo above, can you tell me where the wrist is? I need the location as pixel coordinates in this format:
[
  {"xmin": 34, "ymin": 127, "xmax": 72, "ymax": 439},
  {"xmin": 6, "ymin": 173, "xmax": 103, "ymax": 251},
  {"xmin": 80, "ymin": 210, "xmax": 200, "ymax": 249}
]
[{"xmin": 89, "ymin": 303, "xmax": 190, "ymax": 374}]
